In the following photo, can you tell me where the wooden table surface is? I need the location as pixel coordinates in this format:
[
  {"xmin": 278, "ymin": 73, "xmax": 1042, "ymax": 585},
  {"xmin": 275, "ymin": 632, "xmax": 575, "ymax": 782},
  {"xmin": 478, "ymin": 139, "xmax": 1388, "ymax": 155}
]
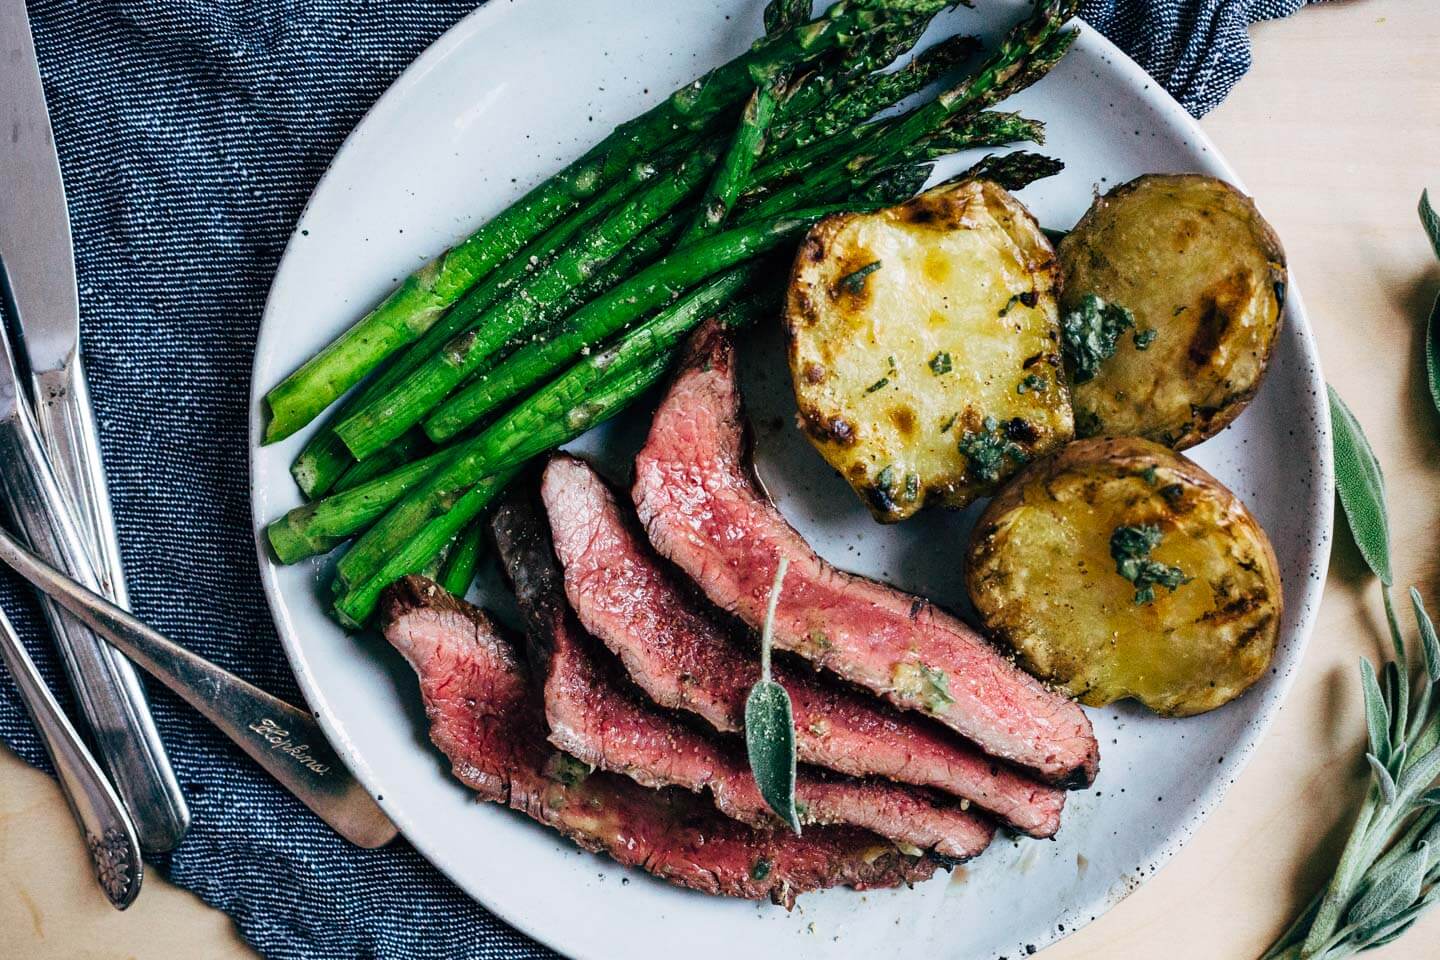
[{"xmin": 2, "ymin": 1, "xmax": 1438, "ymax": 956}]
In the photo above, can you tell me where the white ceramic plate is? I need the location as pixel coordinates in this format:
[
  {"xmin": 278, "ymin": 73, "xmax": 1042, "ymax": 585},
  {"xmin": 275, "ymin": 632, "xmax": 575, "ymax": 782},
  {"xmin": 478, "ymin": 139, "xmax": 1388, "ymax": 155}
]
[{"xmin": 250, "ymin": 3, "xmax": 1333, "ymax": 957}]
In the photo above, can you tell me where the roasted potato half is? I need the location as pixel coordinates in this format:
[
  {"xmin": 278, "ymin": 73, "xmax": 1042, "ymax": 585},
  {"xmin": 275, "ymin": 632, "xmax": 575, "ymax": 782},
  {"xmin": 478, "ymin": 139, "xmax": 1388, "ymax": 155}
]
[
  {"xmin": 1058, "ymin": 174, "xmax": 1286, "ymax": 449},
  {"xmin": 966, "ymin": 437, "xmax": 1282, "ymax": 717},
  {"xmin": 786, "ymin": 178, "xmax": 1073, "ymax": 522}
]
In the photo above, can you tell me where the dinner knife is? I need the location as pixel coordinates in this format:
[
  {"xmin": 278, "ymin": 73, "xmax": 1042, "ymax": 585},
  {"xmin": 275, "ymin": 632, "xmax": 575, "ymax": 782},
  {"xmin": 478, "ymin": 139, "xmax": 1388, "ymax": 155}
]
[
  {"xmin": 0, "ymin": 0, "xmax": 190, "ymax": 851},
  {"xmin": 2, "ymin": 2, "xmax": 129, "ymax": 602},
  {"xmin": 0, "ymin": 523, "xmax": 400, "ymax": 850},
  {"xmin": 0, "ymin": 603, "xmax": 142, "ymax": 909}
]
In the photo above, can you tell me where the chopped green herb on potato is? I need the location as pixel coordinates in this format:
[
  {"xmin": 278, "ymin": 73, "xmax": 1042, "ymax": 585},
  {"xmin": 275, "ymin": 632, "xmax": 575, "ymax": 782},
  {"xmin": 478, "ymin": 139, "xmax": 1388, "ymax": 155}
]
[
  {"xmin": 785, "ymin": 178, "xmax": 1073, "ymax": 522},
  {"xmin": 1058, "ymin": 174, "xmax": 1286, "ymax": 449},
  {"xmin": 966, "ymin": 437, "xmax": 1282, "ymax": 717}
]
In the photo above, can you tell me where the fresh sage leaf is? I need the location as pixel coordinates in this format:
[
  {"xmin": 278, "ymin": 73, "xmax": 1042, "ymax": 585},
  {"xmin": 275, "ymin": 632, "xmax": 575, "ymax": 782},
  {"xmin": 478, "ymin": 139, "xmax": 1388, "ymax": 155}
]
[
  {"xmin": 1419, "ymin": 194, "xmax": 1440, "ymax": 424},
  {"xmin": 1365, "ymin": 916, "xmax": 1418, "ymax": 950},
  {"xmin": 1417, "ymin": 815, "xmax": 1440, "ymax": 858},
  {"xmin": 1421, "ymin": 190, "xmax": 1440, "ymax": 261},
  {"xmin": 1396, "ymin": 742, "xmax": 1440, "ymax": 801},
  {"xmin": 1424, "ymin": 191, "xmax": 1440, "ymax": 419},
  {"xmin": 1388, "ymin": 733, "xmax": 1408, "ymax": 774},
  {"xmin": 1424, "ymin": 297, "xmax": 1440, "ymax": 425},
  {"xmin": 744, "ymin": 557, "xmax": 800, "ymax": 833},
  {"xmin": 1413, "ymin": 588, "xmax": 1440, "ymax": 684},
  {"xmin": 1367, "ymin": 752, "xmax": 1398, "ymax": 806},
  {"xmin": 1417, "ymin": 788, "xmax": 1440, "ymax": 807},
  {"xmin": 1347, "ymin": 843, "xmax": 1428, "ymax": 933},
  {"xmin": 1329, "ymin": 386, "xmax": 1394, "ymax": 585},
  {"xmin": 1361, "ymin": 658, "xmax": 1393, "ymax": 764},
  {"xmin": 1383, "ymin": 659, "xmax": 1405, "ymax": 715},
  {"xmin": 745, "ymin": 681, "xmax": 799, "ymax": 831},
  {"xmin": 1413, "ymin": 711, "xmax": 1440, "ymax": 762}
]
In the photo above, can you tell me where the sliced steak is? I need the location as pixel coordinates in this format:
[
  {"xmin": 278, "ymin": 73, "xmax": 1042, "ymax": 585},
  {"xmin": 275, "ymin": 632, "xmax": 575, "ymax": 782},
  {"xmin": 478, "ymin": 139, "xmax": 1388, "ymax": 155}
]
[
  {"xmin": 381, "ymin": 576, "xmax": 936, "ymax": 906},
  {"xmin": 542, "ymin": 453, "xmax": 1065, "ymax": 837},
  {"xmin": 632, "ymin": 321, "xmax": 1100, "ymax": 787},
  {"xmin": 492, "ymin": 491, "xmax": 994, "ymax": 862}
]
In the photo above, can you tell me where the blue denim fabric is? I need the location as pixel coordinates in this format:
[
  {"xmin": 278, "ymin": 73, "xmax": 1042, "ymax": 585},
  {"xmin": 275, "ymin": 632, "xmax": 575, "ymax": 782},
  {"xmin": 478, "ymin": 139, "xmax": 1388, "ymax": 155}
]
[{"xmin": 0, "ymin": 1, "xmax": 1309, "ymax": 956}]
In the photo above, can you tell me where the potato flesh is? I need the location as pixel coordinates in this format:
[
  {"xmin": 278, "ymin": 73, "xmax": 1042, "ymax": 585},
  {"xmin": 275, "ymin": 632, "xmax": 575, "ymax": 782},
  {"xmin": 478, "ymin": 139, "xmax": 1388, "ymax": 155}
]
[
  {"xmin": 787, "ymin": 180, "xmax": 1072, "ymax": 521},
  {"xmin": 1059, "ymin": 175, "xmax": 1284, "ymax": 449},
  {"xmin": 967, "ymin": 445, "xmax": 1280, "ymax": 717}
]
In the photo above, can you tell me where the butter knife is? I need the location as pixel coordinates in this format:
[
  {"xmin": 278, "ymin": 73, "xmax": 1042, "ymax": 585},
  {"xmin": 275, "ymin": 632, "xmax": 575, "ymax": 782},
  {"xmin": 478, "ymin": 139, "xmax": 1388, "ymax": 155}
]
[{"xmin": 0, "ymin": 0, "xmax": 190, "ymax": 851}]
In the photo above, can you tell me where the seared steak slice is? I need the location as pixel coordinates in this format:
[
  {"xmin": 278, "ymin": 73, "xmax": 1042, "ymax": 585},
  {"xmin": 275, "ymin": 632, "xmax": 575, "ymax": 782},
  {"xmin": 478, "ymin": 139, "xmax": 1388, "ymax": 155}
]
[
  {"xmin": 381, "ymin": 576, "xmax": 936, "ymax": 906},
  {"xmin": 492, "ymin": 491, "xmax": 994, "ymax": 862},
  {"xmin": 543, "ymin": 453, "xmax": 1065, "ymax": 837},
  {"xmin": 632, "ymin": 321, "xmax": 1100, "ymax": 787}
]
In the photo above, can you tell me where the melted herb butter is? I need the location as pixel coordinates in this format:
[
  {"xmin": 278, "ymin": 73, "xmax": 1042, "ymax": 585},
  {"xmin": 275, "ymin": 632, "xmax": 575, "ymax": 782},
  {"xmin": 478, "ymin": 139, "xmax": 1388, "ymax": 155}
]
[
  {"xmin": 1061, "ymin": 293, "xmax": 1136, "ymax": 383},
  {"xmin": 1109, "ymin": 523, "xmax": 1192, "ymax": 604},
  {"xmin": 892, "ymin": 661, "xmax": 956, "ymax": 713},
  {"xmin": 1016, "ymin": 373, "xmax": 1046, "ymax": 394},
  {"xmin": 544, "ymin": 752, "xmax": 592, "ymax": 786},
  {"xmin": 957, "ymin": 416, "xmax": 1028, "ymax": 484}
]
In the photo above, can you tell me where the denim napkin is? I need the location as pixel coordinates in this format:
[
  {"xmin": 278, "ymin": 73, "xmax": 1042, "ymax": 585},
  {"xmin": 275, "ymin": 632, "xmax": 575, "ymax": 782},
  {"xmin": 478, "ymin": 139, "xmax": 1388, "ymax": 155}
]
[{"xmin": 0, "ymin": 1, "xmax": 1310, "ymax": 957}]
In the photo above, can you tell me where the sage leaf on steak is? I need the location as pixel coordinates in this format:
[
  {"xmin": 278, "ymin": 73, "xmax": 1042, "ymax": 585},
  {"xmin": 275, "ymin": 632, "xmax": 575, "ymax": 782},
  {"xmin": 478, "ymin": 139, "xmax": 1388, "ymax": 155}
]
[
  {"xmin": 745, "ymin": 557, "xmax": 801, "ymax": 833},
  {"xmin": 1329, "ymin": 385, "xmax": 1393, "ymax": 586}
]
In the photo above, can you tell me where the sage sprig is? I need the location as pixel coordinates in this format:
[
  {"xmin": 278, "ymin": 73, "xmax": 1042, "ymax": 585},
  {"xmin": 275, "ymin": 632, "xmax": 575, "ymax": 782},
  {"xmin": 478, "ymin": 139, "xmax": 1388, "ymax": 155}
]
[
  {"xmin": 745, "ymin": 557, "xmax": 801, "ymax": 833},
  {"xmin": 1261, "ymin": 192, "xmax": 1440, "ymax": 960}
]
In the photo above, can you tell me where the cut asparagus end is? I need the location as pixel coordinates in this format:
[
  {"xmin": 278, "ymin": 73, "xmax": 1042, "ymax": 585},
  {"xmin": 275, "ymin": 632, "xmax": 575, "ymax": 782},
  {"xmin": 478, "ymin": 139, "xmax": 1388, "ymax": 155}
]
[{"xmin": 267, "ymin": 514, "xmax": 345, "ymax": 565}]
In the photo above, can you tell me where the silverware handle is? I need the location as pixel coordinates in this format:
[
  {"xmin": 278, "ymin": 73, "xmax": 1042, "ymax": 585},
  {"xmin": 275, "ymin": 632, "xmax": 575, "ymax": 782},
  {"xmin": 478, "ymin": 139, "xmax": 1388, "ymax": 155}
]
[
  {"xmin": 0, "ymin": 604, "xmax": 142, "ymax": 909},
  {"xmin": 0, "ymin": 525, "xmax": 399, "ymax": 849},
  {"xmin": 33, "ymin": 360, "xmax": 129, "ymax": 604},
  {"xmin": 0, "ymin": 403, "xmax": 189, "ymax": 852}
]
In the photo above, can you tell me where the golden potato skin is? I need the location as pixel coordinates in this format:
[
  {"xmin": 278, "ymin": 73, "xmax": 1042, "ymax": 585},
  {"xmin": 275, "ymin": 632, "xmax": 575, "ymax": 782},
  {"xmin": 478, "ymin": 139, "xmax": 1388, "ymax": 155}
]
[
  {"xmin": 1058, "ymin": 174, "xmax": 1286, "ymax": 450},
  {"xmin": 965, "ymin": 437, "xmax": 1282, "ymax": 717},
  {"xmin": 786, "ymin": 179, "xmax": 1073, "ymax": 522}
]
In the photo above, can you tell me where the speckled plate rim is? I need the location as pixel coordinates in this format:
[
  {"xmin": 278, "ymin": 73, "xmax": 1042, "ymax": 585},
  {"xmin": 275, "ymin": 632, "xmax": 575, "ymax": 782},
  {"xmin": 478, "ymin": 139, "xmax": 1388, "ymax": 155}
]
[{"xmin": 248, "ymin": 3, "xmax": 1334, "ymax": 957}]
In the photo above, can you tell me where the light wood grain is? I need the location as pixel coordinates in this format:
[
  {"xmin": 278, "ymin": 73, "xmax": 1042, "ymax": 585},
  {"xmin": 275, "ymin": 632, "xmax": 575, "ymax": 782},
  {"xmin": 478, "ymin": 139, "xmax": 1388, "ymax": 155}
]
[{"xmin": 2, "ymin": 1, "xmax": 1438, "ymax": 955}]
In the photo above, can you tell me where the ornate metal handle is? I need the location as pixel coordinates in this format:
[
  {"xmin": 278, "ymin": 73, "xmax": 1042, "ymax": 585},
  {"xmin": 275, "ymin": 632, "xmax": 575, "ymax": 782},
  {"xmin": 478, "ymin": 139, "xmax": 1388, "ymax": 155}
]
[
  {"xmin": 0, "ymin": 603, "xmax": 142, "ymax": 908},
  {"xmin": 0, "ymin": 396, "xmax": 189, "ymax": 853},
  {"xmin": 28, "ymin": 356, "xmax": 190, "ymax": 852},
  {"xmin": 0, "ymin": 524, "xmax": 399, "ymax": 849}
]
